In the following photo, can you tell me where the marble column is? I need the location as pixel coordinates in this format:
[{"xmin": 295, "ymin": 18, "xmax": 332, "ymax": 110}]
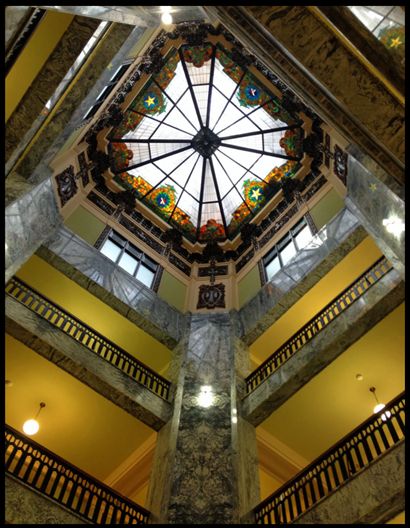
[
  {"xmin": 345, "ymin": 155, "xmax": 405, "ymax": 278},
  {"xmin": 146, "ymin": 313, "xmax": 260, "ymax": 524},
  {"xmin": 5, "ymin": 177, "xmax": 62, "ymax": 283}
]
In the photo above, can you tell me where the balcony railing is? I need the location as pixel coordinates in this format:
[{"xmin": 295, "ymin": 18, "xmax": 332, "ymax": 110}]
[
  {"xmin": 5, "ymin": 425, "xmax": 150, "ymax": 524},
  {"xmin": 245, "ymin": 257, "xmax": 392, "ymax": 394},
  {"xmin": 253, "ymin": 392, "xmax": 405, "ymax": 524},
  {"xmin": 6, "ymin": 277, "xmax": 171, "ymax": 401}
]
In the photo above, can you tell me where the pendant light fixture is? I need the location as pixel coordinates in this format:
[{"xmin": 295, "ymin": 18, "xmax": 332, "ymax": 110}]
[
  {"xmin": 22, "ymin": 402, "xmax": 46, "ymax": 436},
  {"xmin": 369, "ymin": 387, "xmax": 391, "ymax": 421}
]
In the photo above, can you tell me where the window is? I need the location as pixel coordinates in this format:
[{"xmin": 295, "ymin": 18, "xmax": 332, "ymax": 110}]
[
  {"xmin": 83, "ymin": 62, "xmax": 131, "ymax": 120},
  {"xmin": 263, "ymin": 218, "xmax": 313, "ymax": 281},
  {"xmin": 99, "ymin": 230, "xmax": 159, "ymax": 288}
]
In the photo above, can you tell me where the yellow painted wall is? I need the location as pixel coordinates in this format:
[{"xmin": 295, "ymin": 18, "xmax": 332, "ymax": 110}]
[
  {"xmin": 6, "ymin": 11, "xmax": 74, "ymax": 121},
  {"xmin": 259, "ymin": 468, "xmax": 283, "ymax": 501},
  {"xmin": 238, "ymin": 264, "xmax": 261, "ymax": 308},
  {"xmin": 309, "ymin": 188, "xmax": 345, "ymax": 230},
  {"xmin": 64, "ymin": 206, "xmax": 106, "ymax": 246},
  {"xmin": 15, "ymin": 255, "xmax": 172, "ymax": 372},
  {"xmin": 157, "ymin": 269, "xmax": 187, "ymax": 312}
]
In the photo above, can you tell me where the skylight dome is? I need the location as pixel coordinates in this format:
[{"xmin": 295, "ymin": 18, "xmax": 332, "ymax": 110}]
[{"xmin": 106, "ymin": 35, "xmax": 306, "ymax": 243}]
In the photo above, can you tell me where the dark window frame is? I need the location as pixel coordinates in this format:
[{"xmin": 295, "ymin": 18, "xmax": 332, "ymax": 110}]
[
  {"xmin": 98, "ymin": 229, "xmax": 160, "ymax": 290},
  {"xmin": 83, "ymin": 62, "xmax": 132, "ymax": 121},
  {"xmin": 263, "ymin": 217, "xmax": 312, "ymax": 280}
]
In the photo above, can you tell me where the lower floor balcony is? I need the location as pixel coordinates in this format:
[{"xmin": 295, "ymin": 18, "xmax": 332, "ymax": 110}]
[{"xmin": 5, "ymin": 391, "xmax": 404, "ymax": 524}]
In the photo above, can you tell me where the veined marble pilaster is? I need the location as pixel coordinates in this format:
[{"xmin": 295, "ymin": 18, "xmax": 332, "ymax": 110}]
[
  {"xmin": 5, "ymin": 177, "xmax": 62, "ymax": 284},
  {"xmin": 203, "ymin": 6, "xmax": 404, "ymax": 185},
  {"xmin": 345, "ymin": 156, "xmax": 405, "ymax": 279},
  {"xmin": 146, "ymin": 314, "xmax": 260, "ymax": 524},
  {"xmin": 6, "ymin": 475, "xmax": 88, "ymax": 525},
  {"xmin": 6, "ymin": 16, "xmax": 100, "ymax": 163}
]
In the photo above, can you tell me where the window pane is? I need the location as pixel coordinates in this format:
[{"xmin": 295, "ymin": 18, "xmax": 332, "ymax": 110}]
[
  {"xmin": 136, "ymin": 264, "xmax": 155, "ymax": 287},
  {"xmin": 280, "ymin": 241, "xmax": 297, "ymax": 266},
  {"xmin": 265, "ymin": 256, "xmax": 281, "ymax": 281},
  {"xmin": 118, "ymin": 251, "xmax": 138, "ymax": 275},
  {"xmin": 349, "ymin": 6, "xmax": 383, "ymax": 31},
  {"xmin": 100, "ymin": 239, "xmax": 122, "ymax": 262},
  {"xmin": 294, "ymin": 225, "xmax": 312, "ymax": 251}
]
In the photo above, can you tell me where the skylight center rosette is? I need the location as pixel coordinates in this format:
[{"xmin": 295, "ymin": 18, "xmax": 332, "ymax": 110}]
[{"xmin": 108, "ymin": 38, "xmax": 305, "ymax": 242}]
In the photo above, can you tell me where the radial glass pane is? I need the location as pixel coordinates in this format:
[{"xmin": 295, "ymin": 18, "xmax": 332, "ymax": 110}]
[
  {"xmin": 108, "ymin": 39, "xmax": 304, "ymax": 241},
  {"xmin": 349, "ymin": 6, "xmax": 383, "ymax": 31},
  {"xmin": 184, "ymin": 161, "xmax": 204, "ymax": 200},
  {"xmin": 218, "ymin": 112, "xmax": 260, "ymax": 138},
  {"xmin": 209, "ymin": 88, "xmax": 229, "ymax": 131},
  {"xmin": 222, "ymin": 189, "xmax": 244, "ymax": 223},
  {"xmin": 192, "ymin": 84, "xmax": 210, "ymax": 125}
]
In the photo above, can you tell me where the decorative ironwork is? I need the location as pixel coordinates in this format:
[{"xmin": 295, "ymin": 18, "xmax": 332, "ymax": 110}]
[
  {"xmin": 198, "ymin": 265, "xmax": 228, "ymax": 278},
  {"xmin": 151, "ymin": 266, "xmax": 164, "ymax": 294},
  {"xmin": 6, "ymin": 277, "xmax": 171, "ymax": 401},
  {"xmin": 77, "ymin": 151, "xmax": 91, "ymax": 187},
  {"xmin": 168, "ymin": 253, "xmax": 191, "ymax": 277},
  {"xmin": 119, "ymin": 215, "xmax": 165, "ymax": 255},
  {"xmin": 94, "ymin": 225, "xmax": 111, "ymax": 250},
  {"xmin": 324, "ymin": 133, "xmax": 331, "ymax": 167},
  {"xmin": 235, "ymin": 248, "xmax": 255, "ymax": 273},
  {"xmin": 5, "ymin": 425, "xmax": 150, "ymax": 524},
  {"xmin": 334, "ymin": 144, "xmax": 348, "ymax": 186},
  {"xmin": 87, "ymin": 191, "xmax": 115, "ymax": 216},
  {"xmin": 258, "ymin": 205, "xmax": 298, "ymax": 250},
  {"xmin": 197, "ymin": 283, "xmax": 225, "ymax": 309},
  {"xmin": 254, "ymin": 392, "xmax": 405, "ymax": 524},
  {"xmin": 245, "ymin": 257, "xmax": 392, "ymax": 394},
  {"xmin": 55, "ymin": 166, "xmax": 77, "ymax": 207}
]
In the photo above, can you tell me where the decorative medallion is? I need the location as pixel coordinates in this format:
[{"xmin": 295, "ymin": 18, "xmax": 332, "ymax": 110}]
[
  {"xmin": 379, "ymin": 25, "xmax": 405, "ymax": 57},
  {"xmin": 55, "ymin": 166, "xmax": 77, "ymax": 207},
  {"xmin": 197, "ymin": 283, "xmax": 226, "ymax": 309}
]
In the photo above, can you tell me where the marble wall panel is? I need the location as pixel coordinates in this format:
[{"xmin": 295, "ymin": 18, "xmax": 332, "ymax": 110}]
[
  {"xmin": 242, "ymin": 268, "xmax": 404, "ymax": 426},
  {"xmin": 37, "ymin": 226, "xmax": 186, "ymax": 348},
  {"xmin": 293, "ymin": 442, "xmax": 405, "ymax": 524},
  {"xmin": 39, "ymin": 6, "xmax": 207, "ymax": 26},
  {"xmin": 5, "ymin": 177, "xmax": 62, "ymax": 284},
  {"xmin": 6, "ymin": 475, "xmax": 88, "ymax": 524},
  {"xmin": 6, "ymin": 16, "xmax": 100, "ymax": 163},
  {"xmin": 6, "ymin": 296, "xmax": 171, "ymax": 431},
  {"xmin": 346, "ymin": 156, "xmax": 405, "ymax": 278},
  {"xmin": 146, "ymin": 314, "xmax": 260, "ymax": 524},
  {"xmin": 15, "ymin": 23, "xmax": 133, "ymax": 182},
  {"xmin": 238, "ymin": 208, "xmax": 367, "ymax": 346}
]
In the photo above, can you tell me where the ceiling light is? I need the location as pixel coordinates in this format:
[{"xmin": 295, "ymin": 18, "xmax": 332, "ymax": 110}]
[
  {"xmin": 382, "ymin": 215, "xmax": 405, "ymax": 237},
  {"xmin": 369, "ymin": 387, "xmax": 391, "ymax": 421},
  {"xmin": 161, "ymin": 12, "xmax": 173, "ymax": 25},
  {"xmin": 22, "ymin": 402, "xmax": 46, "ymax": 436},
  {"xmin": 355, "ymin": 373, "xmax": 363, "ymax": 381},
  {"xmin": 197, "ymin": 385, "xmax": 214, "ymax": 408}
]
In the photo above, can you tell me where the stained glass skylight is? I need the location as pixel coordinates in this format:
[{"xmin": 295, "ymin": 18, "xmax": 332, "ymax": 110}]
[{"xmin": 108, "ymin": 41, "xmax": 305, "ymax": 242}]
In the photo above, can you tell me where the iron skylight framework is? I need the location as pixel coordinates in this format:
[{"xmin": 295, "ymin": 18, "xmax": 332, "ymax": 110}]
[{"xmin": 108, "ymin": 41, "xmax": 305, "ymax": 242}]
